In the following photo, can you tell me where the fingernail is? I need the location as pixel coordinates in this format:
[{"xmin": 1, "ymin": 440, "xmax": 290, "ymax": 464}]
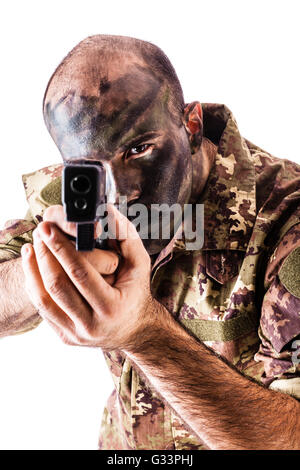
[{"xmin": 21, "ymin": 244, "xmax": 32, "ymax": 257}]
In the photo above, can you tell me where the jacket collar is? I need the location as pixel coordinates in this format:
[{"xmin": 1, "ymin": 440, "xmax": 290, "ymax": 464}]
[
  {"xmin": 199, "ymin": 103, "xmax": 256, "ymax": 251},
  {"xmin": 152, "ymin": 103, "xmax": 256, "ymax": 270}
]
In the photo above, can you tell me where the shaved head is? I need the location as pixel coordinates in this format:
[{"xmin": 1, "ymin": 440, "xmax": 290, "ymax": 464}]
[
  {"xmin": 43, "ymin": 35, "xmax": 185, "ymax": 128},
  {"xmin": 42, "ymin": 35, "xmax": 201, "ymax": 254}
]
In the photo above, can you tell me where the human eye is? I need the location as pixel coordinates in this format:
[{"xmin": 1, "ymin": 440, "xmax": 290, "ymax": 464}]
[{"xmin": 124, "ymin": 143, "xmax": 153, "ymax": 160}]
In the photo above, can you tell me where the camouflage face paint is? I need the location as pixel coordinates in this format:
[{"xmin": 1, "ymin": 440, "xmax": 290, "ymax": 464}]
[{"xmin": 44, "ymin": 63, "xmax": 193, "ymax": 254}]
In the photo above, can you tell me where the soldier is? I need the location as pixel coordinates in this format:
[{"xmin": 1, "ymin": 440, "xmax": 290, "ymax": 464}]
[{"xmin": 0, "ymin": 35, "xmax": 300, "ymax": 450}]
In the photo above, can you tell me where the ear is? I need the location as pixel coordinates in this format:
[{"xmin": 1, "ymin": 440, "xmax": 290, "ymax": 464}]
[{"xmin": 182, "ymin": 101, "xmax": 203, "ymax": 154}]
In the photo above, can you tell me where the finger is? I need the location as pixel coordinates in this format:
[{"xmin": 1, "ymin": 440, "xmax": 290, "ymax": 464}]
[
  {"xmin": 21, "ymin": 243, "xmax": 74, "ymax": 332},
  {"xmin": 43, "ymin": 205, "xmax": 102, "ymax": 239},
  {"xmin": 107, "ymin": 204, "xmax": 149, "ymax": 268},
  {"xmin": 36, "ymin": 222, "xmax": 118, "ymax": 311},
  {"xmin": 32, "ymin": 229, "xmax": 93, "ymax": 326},
  {"xmin": 102, "ymin": 273, "xmax": 116, "ymax": 286},
  {"xmin": 84, "ymin": 249, "xmax": 119, "ymax": 275},
  {"xmin": 43, "ymin": 207, "xmax": 119, "ymax": 274}
]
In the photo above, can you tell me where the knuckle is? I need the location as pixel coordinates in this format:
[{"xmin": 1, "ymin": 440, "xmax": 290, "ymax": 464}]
[
  {"xmin": 46, "ymin": 275, "xmax": 66, "ymax": 297},
  {"xmin": 51, "ymin": 238, "xmax": 65, "ymax": 255},
  {"xmin": 35, "ymin": 292, "xmax": 50, "ymax": 311},
  {"xmin": 69, "ymin": 263, "xmax": 89, "ymax": 283}
]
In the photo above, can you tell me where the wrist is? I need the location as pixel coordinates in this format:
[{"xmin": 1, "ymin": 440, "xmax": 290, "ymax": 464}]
[{"xmin": 123, "ymin": 297, "xmax": 187, "ymax": 357}]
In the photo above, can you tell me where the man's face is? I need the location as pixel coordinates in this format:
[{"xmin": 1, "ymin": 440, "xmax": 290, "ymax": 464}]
[{"xmin": 44, "ymin": 57, "xmax": 193, "ymax": 254}]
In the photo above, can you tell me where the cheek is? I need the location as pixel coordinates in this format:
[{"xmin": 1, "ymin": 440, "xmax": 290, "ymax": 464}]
[
  {"xmin": 108, "ymin": 138, "xmax": 192, "ymax": 206},
  {"xmin": 174, "ymin": 140, "xmax": 193, "ymax": 204},
  {"xmin": 138, "ymin": 139, "xmax": 192, "ymax": 206},
  {"xmin": 111, "ymin": 160, "xmax": 144, "ymax": 198}
]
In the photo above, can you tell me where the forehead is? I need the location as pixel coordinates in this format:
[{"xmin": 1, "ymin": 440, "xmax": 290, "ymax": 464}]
[{"xmin": 45, "ymin": 60, "xmax": 173, "ymax": 158}]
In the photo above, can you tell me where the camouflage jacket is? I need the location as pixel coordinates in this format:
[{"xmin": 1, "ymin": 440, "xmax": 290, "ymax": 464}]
[{"xmin": 0, "ymin": 104, "xmax": 300, "ymax": 450}]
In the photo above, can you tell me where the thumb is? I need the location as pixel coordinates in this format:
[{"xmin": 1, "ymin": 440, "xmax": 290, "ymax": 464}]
[{"xmin": 100, "ymin": 203, "xmax": 147, "ymax": 267}]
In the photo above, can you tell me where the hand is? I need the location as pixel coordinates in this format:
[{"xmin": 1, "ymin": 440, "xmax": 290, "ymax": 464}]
[
  {"xmin": 42, "ymin": 205, "xmax": 120, "ymax": 286},
  {"xmin": 21, "ymin": 204, "xmax": 155, "ymax": 351}
]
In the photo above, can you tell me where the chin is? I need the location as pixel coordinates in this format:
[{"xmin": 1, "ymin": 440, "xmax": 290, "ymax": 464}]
[{"xmin": 139, "ymin": 218, "xmax": 182, "ymax": 255}]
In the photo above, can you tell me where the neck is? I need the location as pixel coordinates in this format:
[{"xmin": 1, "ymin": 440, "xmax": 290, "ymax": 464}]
[{"xmin": 190, "ymin": 137, "xmax": 217, "ymax": 203}]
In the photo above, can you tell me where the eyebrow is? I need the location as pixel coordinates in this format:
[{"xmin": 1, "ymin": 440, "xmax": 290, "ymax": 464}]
[{"xmin": 119, "ymin": 131, "xmax": 162, "ymax": 152}]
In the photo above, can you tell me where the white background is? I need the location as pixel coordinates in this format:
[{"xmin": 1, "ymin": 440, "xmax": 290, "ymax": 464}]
[{"xmin": 0, "ymin": 0, "xmax": 299, "ymax": 449}]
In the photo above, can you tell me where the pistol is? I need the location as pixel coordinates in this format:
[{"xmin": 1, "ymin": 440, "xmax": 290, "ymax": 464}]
[{"xmin": 62, "ymin": 159, "xmax": 108, "ymax": 251}]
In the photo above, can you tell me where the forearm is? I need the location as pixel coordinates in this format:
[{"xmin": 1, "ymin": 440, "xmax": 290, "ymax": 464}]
[
  {"xmin": 124, "ymin": 300, "xmax": 300, "ymax": 450},
  {"xmin": 0, "ymin": 257, "xmax": 40, "ymax": 337}
]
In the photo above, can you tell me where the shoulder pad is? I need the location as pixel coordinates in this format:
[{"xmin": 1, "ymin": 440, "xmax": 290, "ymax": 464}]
[
  {"xmin": 278, "ymin": 247, "xmax": 300, "ymax": 299},
  {"xmin": 22, "ymin": 164, "xmax": 63, "ymax": 223},
  {"xmin": 40, "ymin": 176, "xmax": 62, "ymax": 206}
]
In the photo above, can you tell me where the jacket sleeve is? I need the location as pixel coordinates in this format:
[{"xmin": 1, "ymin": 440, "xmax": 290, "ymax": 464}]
[
  {"xmin": 254, "ymin": 222, "xmax": 300, "ymax": 399},
  {"xmin": 0, "ymin": 162, "xmax": 63, "ymax": 262},
  {"xmin": 0, "ymin": 211, "xmax": 43, "ymax": 335},
  {"xmin": 0, "ymin": 211, "xmax": 36, "ymax": 263},
  {"xmin": 0, "ymin": 163, "xmax": 63, "ymax": 335}
]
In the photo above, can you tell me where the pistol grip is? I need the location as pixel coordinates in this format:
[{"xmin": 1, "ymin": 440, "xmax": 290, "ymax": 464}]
[
  {"xmin": 76, "ymin": 223, "xmax": 95, "ymax": 251},
  {"xmin": 76, "ymin": 223, "xmax": 109, "ymax": 251}
]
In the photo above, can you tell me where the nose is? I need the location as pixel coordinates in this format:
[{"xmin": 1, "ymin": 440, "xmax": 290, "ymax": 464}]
[
  {"xmin": 101, "ymin": 161, "xmax": 142, "ymax": 209},
  {"xmin": 102, "ymin": 161, "xmax": 117, "ymax": 204}
]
